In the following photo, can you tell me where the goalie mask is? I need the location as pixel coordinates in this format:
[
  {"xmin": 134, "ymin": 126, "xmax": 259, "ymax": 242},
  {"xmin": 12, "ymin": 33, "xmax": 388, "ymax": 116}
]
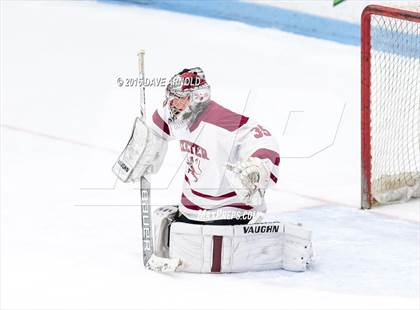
[{"xmin": 164, "ymin": 67, "xmax": 211, "ymax": 127}]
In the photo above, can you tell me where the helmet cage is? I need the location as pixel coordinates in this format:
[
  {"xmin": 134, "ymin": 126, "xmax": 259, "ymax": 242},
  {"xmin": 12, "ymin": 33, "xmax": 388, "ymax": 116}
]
[{"xmin": 165, "ymin": 67, "xmax": 211, "ymax": 122}]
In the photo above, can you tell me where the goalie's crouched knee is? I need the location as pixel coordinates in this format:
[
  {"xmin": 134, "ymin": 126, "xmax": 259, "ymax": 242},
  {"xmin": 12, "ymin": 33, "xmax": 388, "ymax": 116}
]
[
  {"xmin": 153, "ymin": 205, "xmax": 179, "ymax": 258},
  {"xmin": 153, "ymin": 206, "xmax": 313, "ymax": 273}
]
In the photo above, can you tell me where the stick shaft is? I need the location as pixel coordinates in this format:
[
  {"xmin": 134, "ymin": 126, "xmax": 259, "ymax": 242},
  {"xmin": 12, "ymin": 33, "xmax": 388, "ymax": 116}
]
[
  {"xmin": 137, "ymin": 50, "xmax": 153, "ymax": 265},
  {"xmin": 138, "ymin": 50, "xmax": 146, "ymax": 119}
]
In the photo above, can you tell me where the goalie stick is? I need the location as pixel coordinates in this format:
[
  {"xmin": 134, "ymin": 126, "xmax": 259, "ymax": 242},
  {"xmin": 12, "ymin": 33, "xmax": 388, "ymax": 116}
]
[
  {"xmin": 137, "ymin": 50, "xmax": 153, "ymax": 265},
  {"xmin": 137, "ymin": 50, "xmax": 181, "ymax": 272}
]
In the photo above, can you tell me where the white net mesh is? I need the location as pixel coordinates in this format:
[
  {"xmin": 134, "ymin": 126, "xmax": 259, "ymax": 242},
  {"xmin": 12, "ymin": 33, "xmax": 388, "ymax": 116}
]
[{"xmin": 369, "ymin": 12, "xmax": 420, "ymax": 205}]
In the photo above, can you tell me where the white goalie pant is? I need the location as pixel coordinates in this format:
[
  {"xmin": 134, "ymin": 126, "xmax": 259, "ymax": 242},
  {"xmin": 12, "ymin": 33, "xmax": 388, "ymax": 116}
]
[
  {"xmin": 170, "ymin": 222, "xmax": 313, "ymax": 273},
  {"xmin": 153, "ymin": 207, "xmax": 313, "ymax": 273}
]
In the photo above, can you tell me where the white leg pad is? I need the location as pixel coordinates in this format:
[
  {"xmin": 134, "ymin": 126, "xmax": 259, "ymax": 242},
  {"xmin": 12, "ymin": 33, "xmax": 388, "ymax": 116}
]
[
  {"xmin": 153, "ymin": 206, "xmax": 178, "ymax": 258},
  {"xmin": 169, "ymin": 222, "xmax": 313, "ymax": 273},
  {"xmin": 283, "ymin": 223, "xmax": 314, "ymax": 271}
]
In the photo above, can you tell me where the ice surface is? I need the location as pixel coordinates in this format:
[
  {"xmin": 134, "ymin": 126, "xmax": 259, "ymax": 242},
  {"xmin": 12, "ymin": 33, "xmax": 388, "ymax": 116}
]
[
  {"xmin": 246, "ymin": 0, "xmax": 418, "ymax": 24},
  {"xmin": 1, "ymin": 1, "xmax": 419, "ymax": 309}
]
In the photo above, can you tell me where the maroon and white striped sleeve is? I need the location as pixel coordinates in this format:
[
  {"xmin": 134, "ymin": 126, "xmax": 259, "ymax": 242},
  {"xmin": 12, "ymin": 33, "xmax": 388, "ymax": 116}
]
[
  {"xmin": 237, "ymin": 123, "xmax": 280, "ymax": 186},
  {"xmin": 250, "ymin": 147, "xmax": 280, "ymax": 185}
]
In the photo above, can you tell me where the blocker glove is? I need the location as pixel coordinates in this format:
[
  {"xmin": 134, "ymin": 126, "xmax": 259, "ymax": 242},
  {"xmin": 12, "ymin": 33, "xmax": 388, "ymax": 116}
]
[{"xmin": 226, "ymin": 157, "xmax": 270, "ymax": 205}]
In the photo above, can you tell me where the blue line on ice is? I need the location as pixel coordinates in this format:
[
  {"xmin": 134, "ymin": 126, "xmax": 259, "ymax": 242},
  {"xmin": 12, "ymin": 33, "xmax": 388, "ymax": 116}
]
[
  {"xmin": 106, "ymin": 0, "xmax": 420, "ymax": 58},
  {"xmin": 105, "ymin": 0, "xmax": 360, "ymax": 46}
]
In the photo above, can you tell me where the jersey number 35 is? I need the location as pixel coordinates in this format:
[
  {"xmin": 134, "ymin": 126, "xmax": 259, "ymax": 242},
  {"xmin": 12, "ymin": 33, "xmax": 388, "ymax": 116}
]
[{"xmin": 253, "ymin": 125, "xmax": 271, "ymax": 138}]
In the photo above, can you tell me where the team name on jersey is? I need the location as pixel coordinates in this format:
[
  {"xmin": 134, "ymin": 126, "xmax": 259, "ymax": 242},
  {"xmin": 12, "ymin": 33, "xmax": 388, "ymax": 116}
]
[
  {"xmin": 180, "ymin": 140, "xmax": 209, "ymax": 160},
  {"xmin": 243, "ymin": 225, "xmax": 280, "ymax": 234}
]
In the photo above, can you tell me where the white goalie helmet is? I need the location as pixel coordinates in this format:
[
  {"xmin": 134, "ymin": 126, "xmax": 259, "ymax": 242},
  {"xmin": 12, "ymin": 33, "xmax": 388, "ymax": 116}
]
[{"xmin": 164, "ymin": 67, "xmax": 211, "ymax": 125}]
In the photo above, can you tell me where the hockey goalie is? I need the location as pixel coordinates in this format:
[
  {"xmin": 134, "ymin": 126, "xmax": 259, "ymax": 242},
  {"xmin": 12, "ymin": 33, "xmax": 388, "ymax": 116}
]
[{"xmin": 113, "ymin": 68, "xmax": 313, "ymax": 273}]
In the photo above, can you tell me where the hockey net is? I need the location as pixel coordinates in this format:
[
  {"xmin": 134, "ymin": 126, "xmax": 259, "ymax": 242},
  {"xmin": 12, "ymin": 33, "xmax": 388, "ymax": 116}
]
[{"xmin": 361, "ymin": 5, "xmax": 420, "ymax": 208}]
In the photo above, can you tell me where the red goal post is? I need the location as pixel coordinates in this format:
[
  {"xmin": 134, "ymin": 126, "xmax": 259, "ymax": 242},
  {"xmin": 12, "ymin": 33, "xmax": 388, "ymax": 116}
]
[{"xmin": 361, "ymin": 5, "xmax": 420, "ymax": 209}]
